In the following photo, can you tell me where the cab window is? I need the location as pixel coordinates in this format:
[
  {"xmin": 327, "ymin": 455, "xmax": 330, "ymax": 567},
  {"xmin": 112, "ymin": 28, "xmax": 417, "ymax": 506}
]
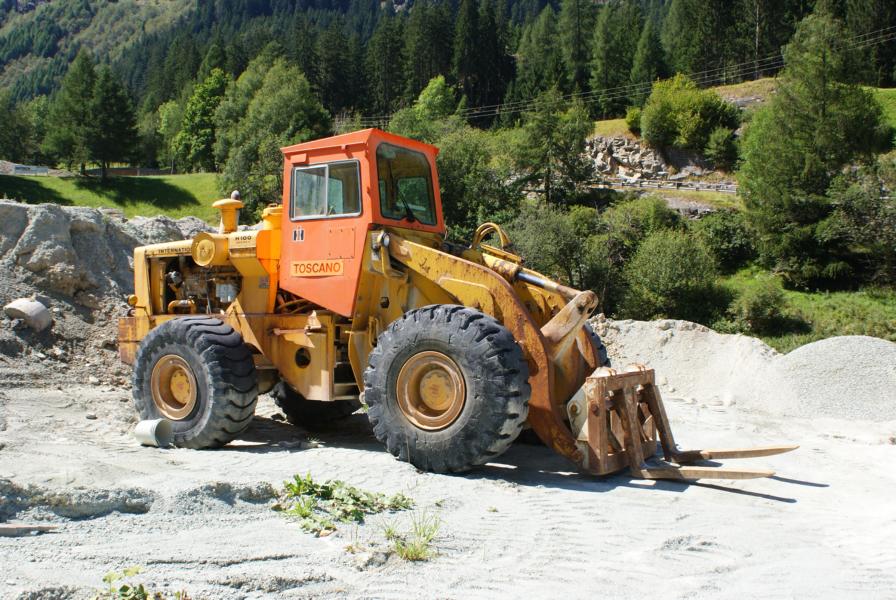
[
  {"xmin": 376, "ymin": 143, "xmax": 437, "ymax": 225},
  {"xmin": 290, "ymin": 160, "xmax": 361, "ymax": 220}
]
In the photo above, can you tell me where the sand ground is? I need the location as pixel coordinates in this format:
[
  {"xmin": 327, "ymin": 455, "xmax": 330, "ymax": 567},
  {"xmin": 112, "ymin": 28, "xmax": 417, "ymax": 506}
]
[{"xmin": 1, "ymin": 384, "xmax": 894, "ymax": 599}]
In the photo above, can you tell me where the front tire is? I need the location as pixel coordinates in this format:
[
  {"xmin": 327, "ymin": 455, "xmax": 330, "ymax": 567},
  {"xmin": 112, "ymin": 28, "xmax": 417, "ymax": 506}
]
[
  {"xmin": 132, "ymin": 317, "xmax": 258, "ymax": 448},
  {"xmin": 584, "ymin": 322, "xmax": 611, "ymax": 368},
  {"xmin": 363, "ymin": 305, "xmax": 530, "ymax": 473}
]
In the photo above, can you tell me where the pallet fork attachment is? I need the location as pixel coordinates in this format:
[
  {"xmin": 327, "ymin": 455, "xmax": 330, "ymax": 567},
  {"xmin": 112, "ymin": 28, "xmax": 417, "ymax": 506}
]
[{"xmin": 568, "ymin": 365, "xmax": 798, "ymax": 480}]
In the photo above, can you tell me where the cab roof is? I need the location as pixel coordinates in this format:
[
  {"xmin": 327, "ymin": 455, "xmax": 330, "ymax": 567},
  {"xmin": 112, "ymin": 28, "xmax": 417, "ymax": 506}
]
[{"xmin": 280, "ymin": 128, "xmax": 439, "ymax": 159}]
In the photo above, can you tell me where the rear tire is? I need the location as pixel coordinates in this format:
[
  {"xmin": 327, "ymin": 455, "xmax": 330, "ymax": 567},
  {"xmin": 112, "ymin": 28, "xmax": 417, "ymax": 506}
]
[
  {"xmin": 363, "ymin": 305, "xmax": 530, "ymax": 473},
  {"xmin": 132, "ymin": 317, "xmax": 258, "ymax": 448},
  {"xmin": 271, "ymin": 382, "xmax": 361, "ymax": 426}
]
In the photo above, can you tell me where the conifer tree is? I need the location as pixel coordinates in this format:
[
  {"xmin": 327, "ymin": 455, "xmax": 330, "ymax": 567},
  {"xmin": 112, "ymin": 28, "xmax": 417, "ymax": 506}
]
[
  {"xmin": 512, "ymin": 7, "xmax": 566, "ymax": 102},
  {"xmin": 286, "ymin": 13, "xmax": 320, "ymax": 89},
  {"xmin": 42, "ymin": 49, "xmax": 96, "ymax": 171},
  {"xmin": 366, "ymin": 15, "xmax": 406, "ymax": 115},
  {"xmin": 663, "ymin": 0, "xmax": 738, "ymax": 80},
  {"xmin": 515, "ymin": 88, "xmax": 595, "ymax": 205},
  {"xmin": 403, "ymin": 1, "xmax": 454, "ymax": 100},
  {"xmin": 629, "ymin": 18, "xmax": 666, "ymax": 106},
  {"xmin": 316, "ymin": 22, "xmax": 354, "ymax": 114},
  {"xmin": 0, "ymin": 93, "xmax": 32, "ymax": 164},
  {"xmin": 452, "ymin": 0, "xmax": 480, "ymax": 104},
  {"xmin": 739, "ymin": 13, "xmax": 890, "ymax": 286},
  {"xmin": 87, "ymin": 67, "xmax": 137, "ymax": 179},
  {"xmin": 843, "ymin": 0, "xmax": 896, "ymax": 86},
  {"xmin": 590, "ymin": 0, "xmax": 642, "ymax": 117},
  {"xmin": 558, "ymin": 0, "xmax": 596, "ymax": 93},
  {"xmin": 476, "ymin": 0, "xmax": 512, "ymax": 110}
]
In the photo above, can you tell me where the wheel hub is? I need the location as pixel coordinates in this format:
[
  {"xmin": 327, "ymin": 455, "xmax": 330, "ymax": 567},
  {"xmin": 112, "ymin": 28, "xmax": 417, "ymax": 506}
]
[
  {"xmin": 150, "ymin": 354, "xmax": 198, "ymax": 420},
  {"xmin": 396, "ymin": 351, "xmax": 465, "ymax": 430}
]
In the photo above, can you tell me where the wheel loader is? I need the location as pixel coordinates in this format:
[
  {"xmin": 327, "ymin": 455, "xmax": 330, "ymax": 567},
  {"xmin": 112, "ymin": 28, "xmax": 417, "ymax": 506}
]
[{"xmin": 119, "ymin": 128, "xmax": 795, "ymax": 480}]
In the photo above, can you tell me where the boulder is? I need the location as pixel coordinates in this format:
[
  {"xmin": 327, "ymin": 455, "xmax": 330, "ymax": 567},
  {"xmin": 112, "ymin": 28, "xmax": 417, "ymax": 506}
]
[{"xmin": 4, "ymin": 298, "xmax": 52, "ymax": 332}]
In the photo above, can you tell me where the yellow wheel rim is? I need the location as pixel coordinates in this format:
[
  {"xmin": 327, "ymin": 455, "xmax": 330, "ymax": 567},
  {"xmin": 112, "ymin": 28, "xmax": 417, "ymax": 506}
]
[
  {"xmin": 150, "ymin": 354, "xmax": 198, "ymax": 420},
  {"xmin": 396, "ymin": 351, "xmax": 465, "ymax": 431}
]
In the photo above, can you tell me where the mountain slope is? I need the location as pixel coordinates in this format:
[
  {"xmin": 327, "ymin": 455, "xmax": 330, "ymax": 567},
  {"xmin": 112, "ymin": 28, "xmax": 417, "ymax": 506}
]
[{"xmin": 0, "ymin": 0, "xmax": 192, "ymax": 100}]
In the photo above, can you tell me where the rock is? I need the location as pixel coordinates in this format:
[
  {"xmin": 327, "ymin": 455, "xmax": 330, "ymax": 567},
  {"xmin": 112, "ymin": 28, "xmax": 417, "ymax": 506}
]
[
  {"xmin": 31, "ymin": 294, "xmax": 52, "ymax": 308},
  {"xmin": 85, "ymin": 414, "xmax": 97, "ymax": 420},
  {"xmin": 175, "ymin": 216, "xmax": 215, "ymax": 239},
  {"xmin": 88, "ymin": 376, "xmax": 100, "ymax": 385},
  {"xmin": 3, "ymin": 298, "xmax": 52, "ymax": 332},
  {"xmin": 121, "ymin": 215, "xmax": 185, "ymax": 245}
]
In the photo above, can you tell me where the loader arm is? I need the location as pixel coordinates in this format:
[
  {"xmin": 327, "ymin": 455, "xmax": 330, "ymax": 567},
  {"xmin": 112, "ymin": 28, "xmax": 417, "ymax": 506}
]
[{"xmin": 386, "ymin": 231, "xmax": 598, "ymax": 466}]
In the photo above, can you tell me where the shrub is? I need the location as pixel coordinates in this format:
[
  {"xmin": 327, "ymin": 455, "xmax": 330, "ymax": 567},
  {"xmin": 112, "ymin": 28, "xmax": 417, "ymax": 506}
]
[
  {"xmin": 505, "ymin": 203, "xmax": 603, "ymax": 292},
  {"xmin": 691, "ymin": 209, "xmax": 755, "ymax": 272},
  {"xmin": 622, "ymin": 229, "xmax": 719, "ymax": 321},
  {"xmin": 592, "ymin": 195, "xmax": 681, "ymax": 313},
  {"xmin": 506, "ymin": 195, "xmax": 682, "ymax": 315},
  {"xmin": 436, "ymin": 125, "xmax": 520, "ymax": 242},
  {"xmin": 640, "ymin": 74, "xmax": 739, "ymax": 151},
  {"xmin": 704, "ymin": 126, "xmax": 738, "ymax": 170},
  {"xmin": 728, "ymin": 276, "xmax": 786, "ymax": 334},
  {"xmin": 625, "ymin": 106, "xmax": 642, "ymax": 134}
]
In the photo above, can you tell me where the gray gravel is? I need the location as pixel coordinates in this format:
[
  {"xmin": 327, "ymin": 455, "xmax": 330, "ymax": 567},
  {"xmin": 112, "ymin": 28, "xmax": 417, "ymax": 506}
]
[{"xmin": 775, "ymin": 335, "xmax": 896, "ymax": 420}]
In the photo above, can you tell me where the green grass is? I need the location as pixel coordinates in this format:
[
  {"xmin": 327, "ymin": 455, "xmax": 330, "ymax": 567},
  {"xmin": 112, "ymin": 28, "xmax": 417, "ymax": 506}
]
[
  {"xmin": 650, "ymin": 188, "xmax": 743, "ymax": 210},
  {"xmin": 872, "ymin": 87, "xmax": 896, "ymax": 131},
  {"xmin": 0, "ymin": 173, "xmax": 220, "ymax": 222},
  {"xmin": 593, "ymin": 118, "xmax": 635, "ymax": 138},
  {"xmin": 722, "ymin": 269, "xmax": 896, "ymax": 353},
  {"xmin": 384, "ymin": 511, "xmax": 441, "ymax": 561},
  {"xmin": 713, "ymin": 77, "xmax": 778, "ymax": 102}
]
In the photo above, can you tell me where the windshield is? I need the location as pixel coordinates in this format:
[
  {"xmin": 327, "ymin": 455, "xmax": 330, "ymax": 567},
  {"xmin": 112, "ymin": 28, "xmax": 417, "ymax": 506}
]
[{"xmin": 376, "ymin": 143, "xmax": 437, "ymax": 225}]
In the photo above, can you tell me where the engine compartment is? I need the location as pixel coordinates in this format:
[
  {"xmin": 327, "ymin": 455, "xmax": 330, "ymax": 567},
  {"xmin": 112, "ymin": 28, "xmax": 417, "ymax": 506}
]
[{"xmin": 158, "ymin": 256, "xmax": 242, "ymax": 315}]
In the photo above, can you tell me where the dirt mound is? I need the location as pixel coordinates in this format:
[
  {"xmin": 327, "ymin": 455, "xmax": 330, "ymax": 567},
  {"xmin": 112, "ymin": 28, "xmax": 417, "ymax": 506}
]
[
  {"xmin": 0, "ymin": 200, "xmax": 212, "ymax": 386},
  {"xmin": 594, "ymin": 317, "xmax": 896, "ymax": 422},
  {"xmin": 0, "ymin": 478, "xmax": 155, "ymax": 521}
]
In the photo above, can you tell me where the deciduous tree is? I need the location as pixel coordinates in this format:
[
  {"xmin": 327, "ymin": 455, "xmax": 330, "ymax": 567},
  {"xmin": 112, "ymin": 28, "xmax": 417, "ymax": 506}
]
[{"xmin": 173, "ymin": 68, "xmax": 229, "ymax": 172}]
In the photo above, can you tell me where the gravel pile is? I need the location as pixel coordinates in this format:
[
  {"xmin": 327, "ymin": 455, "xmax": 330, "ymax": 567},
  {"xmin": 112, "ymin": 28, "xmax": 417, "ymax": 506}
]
[
  {"xmin": 774, "ymin": 336, "xmax": 896, "ymax": 421},
  {"xmin": 594, "ymin": 317, "xmax": 896, "ymax": 423},
  {"xmin": 0, "ymin": 200, "xmax": 213, "ymax": 387}
]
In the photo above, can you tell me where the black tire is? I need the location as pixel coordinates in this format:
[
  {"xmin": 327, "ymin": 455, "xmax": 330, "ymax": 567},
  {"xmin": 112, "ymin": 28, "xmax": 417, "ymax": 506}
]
[
  {"xmin": 363, "ymin": 305, "xmax": 530, "ymax": 473},
  {"xmin": 584, "ymin": 322, "xmax": 611, "ymax": 368},
  {"xmin": 271, "ymin": 381, "xmax": 361, "ymax": 426},
  {"xmin": 132, "ymin": 317, "xmax": 258, "ymax": 448}
]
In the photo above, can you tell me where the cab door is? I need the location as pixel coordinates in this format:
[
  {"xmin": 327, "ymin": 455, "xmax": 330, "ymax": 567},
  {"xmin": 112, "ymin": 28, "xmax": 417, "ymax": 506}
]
[{"xmin": 279, "ymin": 159, "xmax": 369, "ymax": 317}]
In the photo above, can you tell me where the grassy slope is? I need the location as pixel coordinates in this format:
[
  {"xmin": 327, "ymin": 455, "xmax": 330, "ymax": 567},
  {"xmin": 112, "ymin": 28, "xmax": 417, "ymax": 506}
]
[
  {"xmin": 713, "ymin": 77, "xmax": 778, "ymax": 102},
  {"xmin": 0, "ymin": 173, "xmax": 219, "ymax": 222},
  {"xmin": 722, "ymin": 270, "xmax": 896, "ymax": 353},
  {"xmin": 872, "ymin": 87, "xmax": 896, "ymax": 131},
  {"xmin": 593, "ymin": 118, "xmax": 634, "ymax": 138},
  {"xmin": 650, "ymin": 188, "xmax": 742, "ymax": 210}
]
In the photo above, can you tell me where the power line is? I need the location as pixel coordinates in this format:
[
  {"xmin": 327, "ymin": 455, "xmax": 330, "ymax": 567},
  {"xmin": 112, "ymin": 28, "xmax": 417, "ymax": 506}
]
[{"xmin": 358, "ymin": 24, "xmax": 896, "ymax": 127}]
